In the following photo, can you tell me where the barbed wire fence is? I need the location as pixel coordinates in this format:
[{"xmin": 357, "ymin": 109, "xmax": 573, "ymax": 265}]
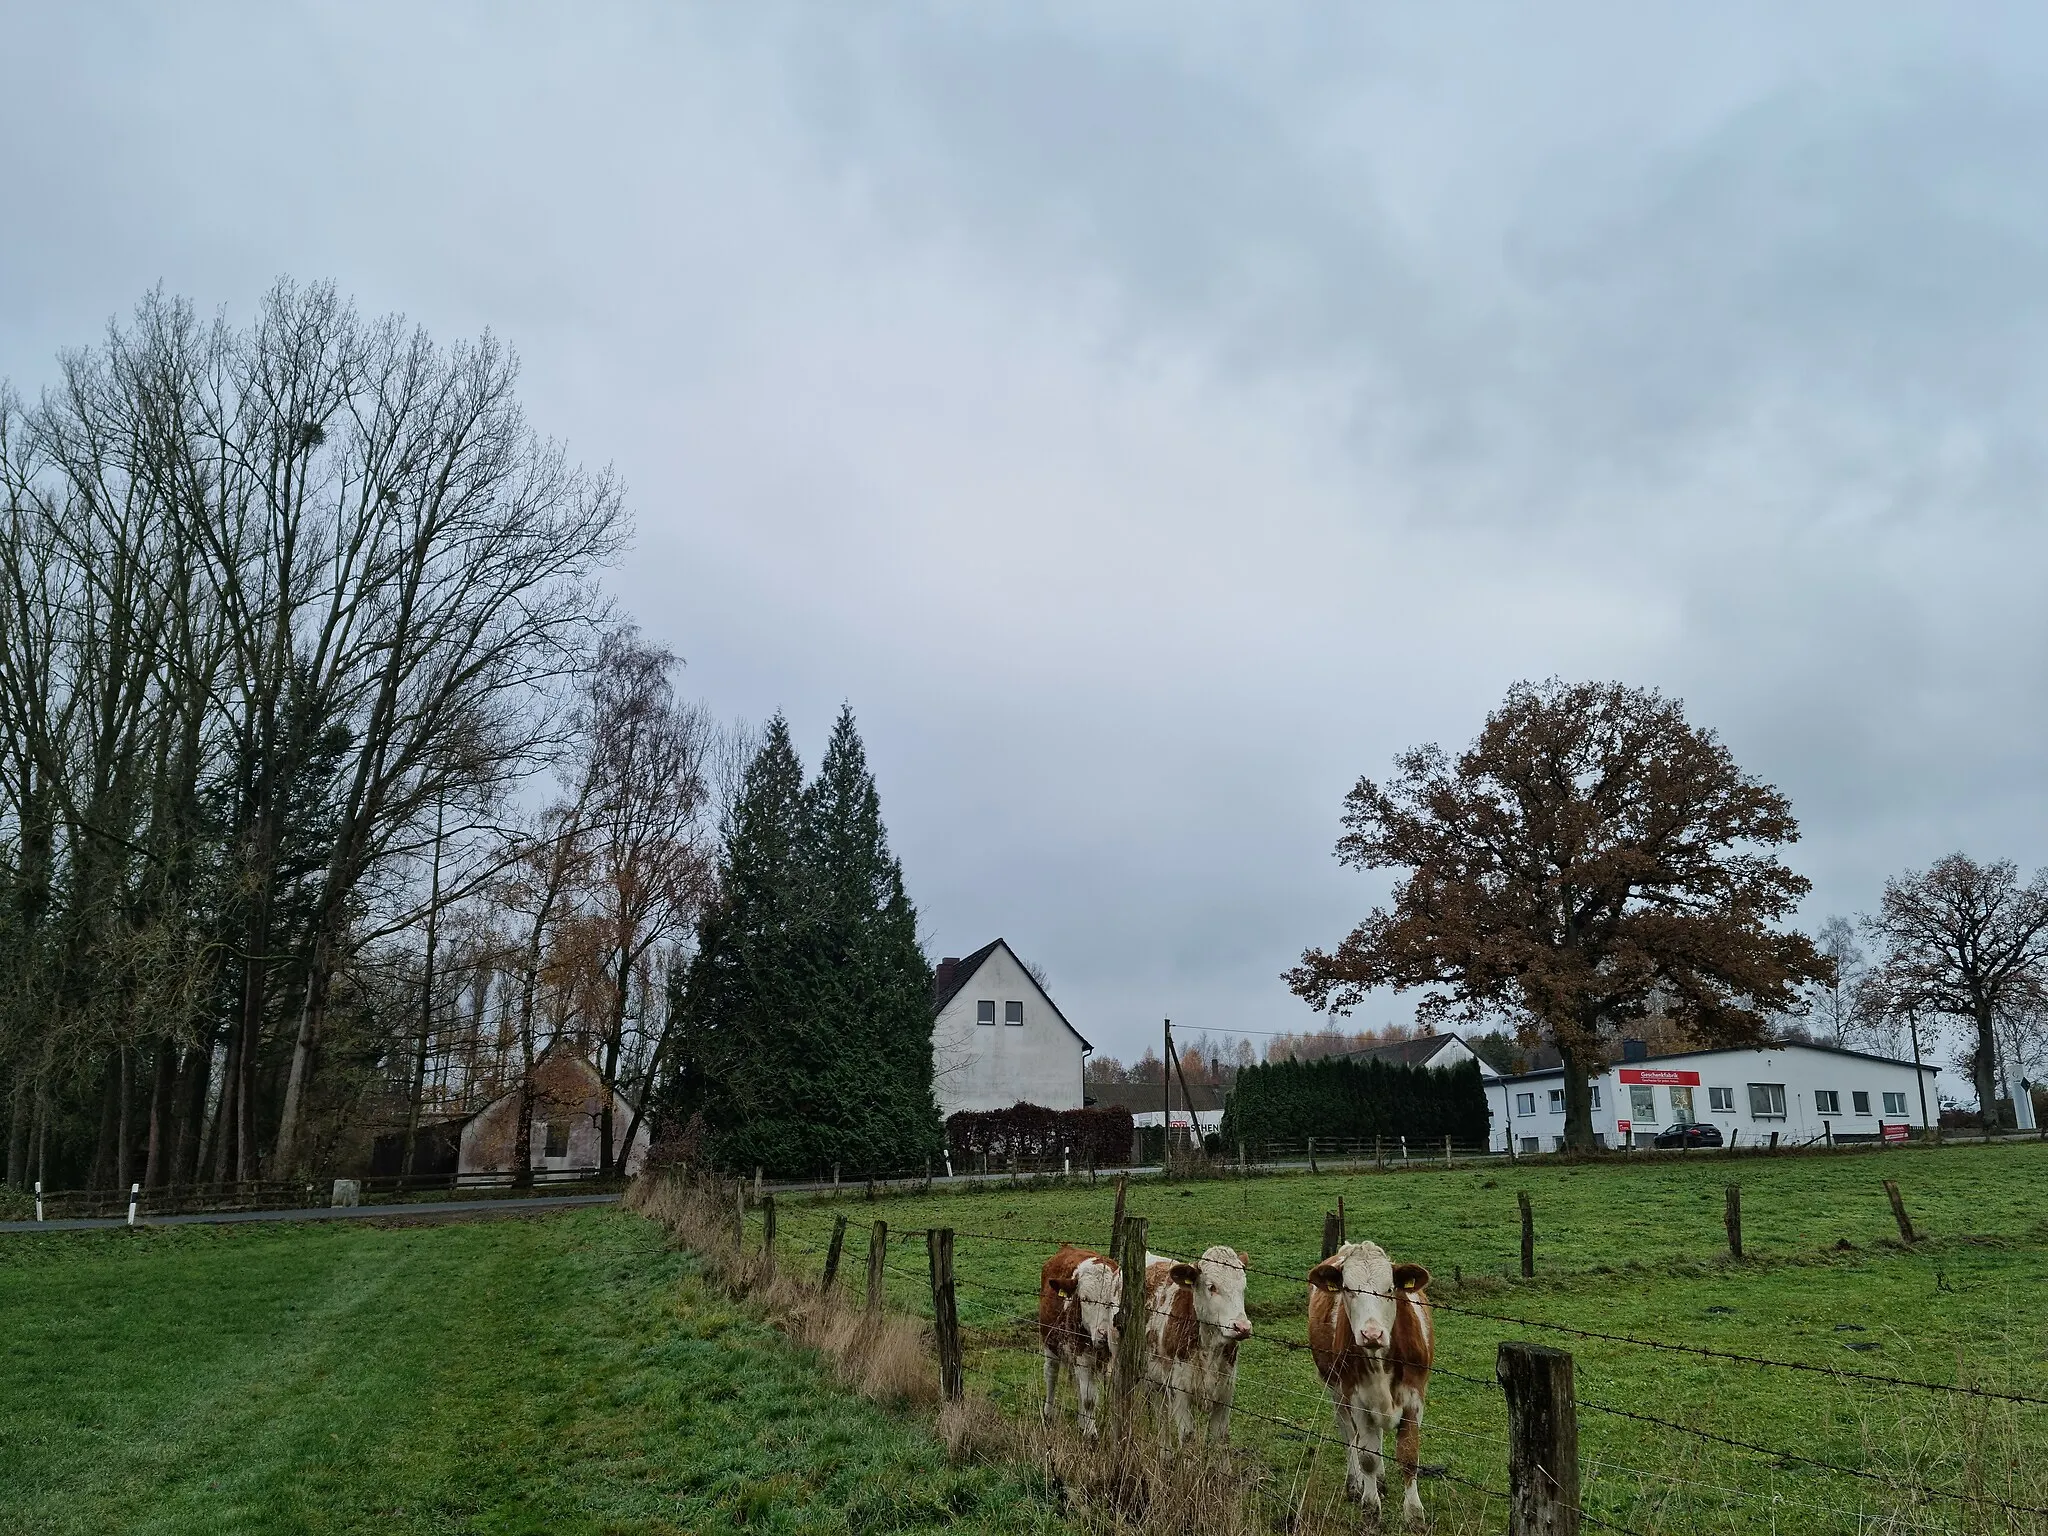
[{"xmin": 707, "ymin": 1173, "xmax": 2048, "ymax": 1536}]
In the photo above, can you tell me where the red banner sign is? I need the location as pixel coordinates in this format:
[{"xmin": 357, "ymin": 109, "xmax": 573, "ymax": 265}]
[
  {"xmin": 1616, "ymin": 1120, "xmax": 1632, "ymax": 1135},
  {"xmin": 1881, "ymin": 1122, "xmax": 1910, "ymax": 1144},
  {"xmin": 1618, "ymin": 1068, "xmax": 1701, "ymax": 1086}
]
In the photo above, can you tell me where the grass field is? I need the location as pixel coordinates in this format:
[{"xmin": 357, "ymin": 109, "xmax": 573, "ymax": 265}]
[
  {"xmin": 759, "ymin": 1139, "xmax": 2048, "ymax": 1534},
  {"xmin": 0, "ymin": 1208, "xmax": 1060, "ymax": 1536}
]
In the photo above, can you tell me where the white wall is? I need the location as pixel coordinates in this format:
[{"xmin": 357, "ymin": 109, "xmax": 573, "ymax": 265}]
[
  {"xmin": 1494, "ymin": 1046, "xmax": 1939, "ymax": 1153},
  {"xmin": 932, "ymin": 943, "xmax": 1086, "ymax": 1116}
]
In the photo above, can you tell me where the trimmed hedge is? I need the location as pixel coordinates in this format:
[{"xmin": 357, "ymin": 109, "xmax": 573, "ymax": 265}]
[
  {"xmin": 946, "ymin": 1103, "xmax": 1134, "ymax": 1168},
  {"xmin": 1218, "ymin": 1057, "xmax": 1490, "ymax": 1148}
]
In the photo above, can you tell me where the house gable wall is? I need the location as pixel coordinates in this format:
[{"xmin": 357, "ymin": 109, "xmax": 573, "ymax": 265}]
[{"xmin": 932, "ymin": 943, "xmax": 1085, "ymax": 1117}]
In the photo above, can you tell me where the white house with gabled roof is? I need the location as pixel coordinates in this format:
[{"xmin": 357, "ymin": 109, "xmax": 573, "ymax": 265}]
[{"xmin": 931, "ymin": 939, "xmax": 1092, "ymax": 1116}]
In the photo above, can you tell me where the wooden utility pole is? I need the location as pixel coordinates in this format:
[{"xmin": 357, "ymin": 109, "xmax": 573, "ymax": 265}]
[
  {"xmin": 866, "ymin": 1220, "xmax": 888, "ymax": 1313},
  {"xmin": 1518, "ymin": 1191, "xmax": 1536, "ymax": 1278},
  {"xmin": 1909, "ymin": 1009, "xmax": 1935, "ymax": 1141},
  {"xmin": 1883, "ymin": 1179, "xmax": 1918, "ymax": 1243},
  {"xmin": 1109, "ymin": 1173, "xmax": 1128, "ymax": 1257},
  {"xmin": 822, "ymin": 1213, "xmax": 848, "ymax": 1289},
  {"xmin": 1162, "ymin": 1019, "xmax": 1173, "ymax": 1179},
  {"xmin": 1498, "ymin": 1342, "xmax": 1580, "ymax": 1535},
  {"xmin": 1111, "ymin": 1216, "xmax": 1150, "ymax": 1436},
  {"xmin": 1724, "ymin": 1184, "xmax": 1742, "ymax": 1260},
  {"xmin": 928, "ymin": 1228, "xmax": 963, "ymax": 1401}
]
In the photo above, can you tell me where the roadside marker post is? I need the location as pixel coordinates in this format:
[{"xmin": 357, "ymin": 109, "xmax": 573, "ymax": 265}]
[{"xmin": 127, "ymin": 1183, "xmax": 139, "ymax": 1227}]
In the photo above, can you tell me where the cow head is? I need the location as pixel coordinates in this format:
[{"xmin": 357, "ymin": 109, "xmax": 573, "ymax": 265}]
[
  {"xmin": 1072, "ymin": 1256, "xmax": 1122, "ymax": 1354},
  {"xmin": 1168, "ymin": 1245, "xmax": 1253, "ymax": 1342},
  {"xmin": 1307, "ymin": 1241, "xmax": 1430, "ymax": 1354}
]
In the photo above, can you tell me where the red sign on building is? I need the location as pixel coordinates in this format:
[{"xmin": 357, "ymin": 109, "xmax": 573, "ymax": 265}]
[
  {"xmin": 1881, "ymin": 1122, "xmax": 1910, "ymax": 1144},
  {"xmin": 1617, "ymin": 1068, "xmax": 1701, "ymax": 1086}
]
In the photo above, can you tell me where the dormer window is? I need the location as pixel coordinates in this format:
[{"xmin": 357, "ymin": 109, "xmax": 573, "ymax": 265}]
[
  {"xmin": 976, "ymin": 1000, "xmax": 996, "ymax": 1025},
  {"xmin": 1005, "ymin": 1000, "xmax": 1024, "ymax": 1026}
]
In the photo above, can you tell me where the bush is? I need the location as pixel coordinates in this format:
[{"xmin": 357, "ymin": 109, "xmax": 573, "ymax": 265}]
[
  {"xmin": 946, "ymin": 1103, "xmax": 1133, "ymax": 1168},
  {"xmin": 1218, "ymin": 1057, "xmax": 1490, "ymax": 1147}
]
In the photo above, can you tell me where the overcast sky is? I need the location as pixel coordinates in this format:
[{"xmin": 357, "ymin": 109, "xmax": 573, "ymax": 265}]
[{"xmin": 5, "ymin": 4, "xmax": 2045, "ymax": 1077}]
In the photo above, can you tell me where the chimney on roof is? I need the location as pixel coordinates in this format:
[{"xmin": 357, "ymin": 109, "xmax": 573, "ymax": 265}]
[
  {"xmin": 935, "ymin": 958, "xmax": 960, "ymax": 994},
  {"xmin": 1621, "ymin": 1038, "xmax": 1649, "ymax": 1063}
]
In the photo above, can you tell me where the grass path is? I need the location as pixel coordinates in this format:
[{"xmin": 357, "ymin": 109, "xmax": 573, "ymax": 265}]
[{"xmin": 0, "ymin": 1209, "xmax": 1057, "ymax": 1536}]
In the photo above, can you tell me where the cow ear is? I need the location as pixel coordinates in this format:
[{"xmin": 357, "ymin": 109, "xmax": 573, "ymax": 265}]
[
  {"xmin": 1236, "ymin": 1250, "xmax": 1250, "ymax": 1268},
  {"xmin": 1393, "ymin": 1263, "xmax": 1432, "ymax": 1293},
  {"xmin": 1307, "ymin": 1260, "xmax": 1344, "ymax": 1293},
  {"xmin": 1169, "ymin": 1262, "xmax": 1201, "ymax": 1286}
]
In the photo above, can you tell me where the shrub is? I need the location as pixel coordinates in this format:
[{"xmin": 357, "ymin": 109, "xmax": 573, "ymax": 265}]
[
  {"xmin": 945, "ymin": 1103, "xmax": 1133, "ymax": 1167},
  {"xmin": 1219, "ymin": 1056, "xmax": 1490, "ymax": 1147}
]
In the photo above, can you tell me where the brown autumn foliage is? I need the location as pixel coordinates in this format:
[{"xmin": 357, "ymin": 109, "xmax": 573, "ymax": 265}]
[{"xmin": 1288, "ymin": 679, "xmax": 1829, "ymax": 1150}]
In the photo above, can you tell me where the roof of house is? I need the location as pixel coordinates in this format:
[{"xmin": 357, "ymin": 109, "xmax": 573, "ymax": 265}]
[
  {"xmin": 932, "ymin": 937, "xmax": 1093, "ymax": 1053},
  {"xmin": 1497, "ymin": 1039, "xmax": 1940, "ymax": 1086},
  {"xmin": 1337, "ymin": 1033, "xmax": 1487, "ymax": 1071},
  {"xmin": 1087, "ymin": 1081, "xmax": 1228, "ymax": 1113}
]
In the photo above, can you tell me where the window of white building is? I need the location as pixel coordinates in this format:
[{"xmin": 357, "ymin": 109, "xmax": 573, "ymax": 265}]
[
  {"xmin": 1814, "ymin": 1090, "xmax": 1841, "ymax": 1115},
  {"xmin": 976, "ymin": 1000, "xmax": 996, "ymax": 1026},
  {"xmin": 1004, "ymin": 1000, "xmax": 1024, "ymax": 1026},
  {"xmin": 1548, "ymin": 1089, "xmax": 1565, "ymax": 1113},
  {"xmin": 1709, "ymin": 1086, "xmax": 1734, "ymax": 1111},
  {"xmin": 1852, "ymin": 1091, "xmax": 1871, "ymax": 1116},
  {"xmin": 1629, "ymin": 1085, "xmax": 1656, "ymax": 1123},
  {"xmin": 1519, "ymin": 1136, "xmax": 1539, "ymax": 1154},
  {"xmin": 1516, "ymin": 1092, "xmax": 1536, "ymax": 1115},
  {"xmin": 1883, "ymin": 1091, "xmax": 1908, "ymax": 1115},
  {"xmin": 1589, "ymin": 1086, "xmax": 1602, "ymax": 1109},
  {"xmin": 1748, "ymin": 1083, "xmax": 1787, "ymax": 1119}
]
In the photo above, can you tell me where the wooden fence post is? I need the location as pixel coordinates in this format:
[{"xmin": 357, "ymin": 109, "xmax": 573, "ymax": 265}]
[
  {"xmin": 1883, "ymin": 1179, "xmax": 1917, "ymax": 1243},
  {"xmin": 1109, "ymin": 1172, "xmax": 1129, "ymax": 1257},
  {"xmin": 1111, "ymin": 1216, "xmax": 1150, "ymax": 1435},
  {"xmin": 1375, "ymin": 1135, "xmax": 1385, "ymax": 1171},
  {"xmin": 1337, "ymin": 1195, "xmax": 1347, "ymax": 1246},
  {"xmin": 1308, "ymin": 1136, "xmax": 1318, "ymax": 1174},
  {"xmin": 733, "ymin": 1182, "xmax": 745, "ymax": 1250},
  {"xmin": 754, "ymin": 1166, "xmax": 763, "ymax": 1199},
  {"xmin": 1445, "ymin": 1135, "xmax": 1454, "ymax": 1168},
  {"xmin": 928, "ymin": 1228, "xmax": 963, "ymax": 1401},
  {"xmin": 866, "ymin": 1220, "xmax": 888, "ymax": 1313},
  {"xmin": 761, "ymin": 1195, "xmax": 777, "ymax": 1276},
  {"xmin": 1724, "ymin": 1184, "xmax": 1742, "ymax": 1260},
  {"xmin": 1518, "ymin": 1191, "xmax": 1535, "ymax": 1278},
  {"xmin": 1498, "ymin": 1341, "xmax": 1580, "ymax": 1536},
  {"xmin": 1238, "ymin": 1141, "xmax": 1247, "ymax": 1177},
  {"xmin": 823, "ymin": 1213, "xmax": 849, "ymax": 1289},
  {"xmin": 1321, "ymin": 1210, "xmax": 1343, "ymax": 1260}
]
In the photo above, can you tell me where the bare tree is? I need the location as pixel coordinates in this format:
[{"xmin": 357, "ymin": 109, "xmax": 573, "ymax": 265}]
[{"xmin": 1863, "ymin": 854, "xmax": 2048, "ymax": 1130}]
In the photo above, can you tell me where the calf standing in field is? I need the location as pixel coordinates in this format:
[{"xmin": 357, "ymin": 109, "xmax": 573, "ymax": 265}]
[
  {"xmin": 1144, "ymin": 1246, "xmax": 1253, "ymax": 1445},
  {"xmin": 1040, "ymin": 1244, "xmax": 1122, "ymax": 1440},
  {"xmin": 1307, "ymin": 1240, "xmax": 1434, "ymax": 1522}
]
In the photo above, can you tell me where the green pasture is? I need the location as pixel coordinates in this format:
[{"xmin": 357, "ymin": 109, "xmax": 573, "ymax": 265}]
[
  {"xmin": 0, "ymin": 1209, "xmax": 1057, "ymax": 1536},
  {"xmin": 763, "ymin": 1140, "xmax": 2048, "ymax": 1534}
]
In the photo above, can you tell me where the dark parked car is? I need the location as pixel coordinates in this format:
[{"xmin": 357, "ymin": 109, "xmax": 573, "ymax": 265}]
[{"xmin": 1653, "ymin": 1121, "xmax": 1724, "ymax": 1150}]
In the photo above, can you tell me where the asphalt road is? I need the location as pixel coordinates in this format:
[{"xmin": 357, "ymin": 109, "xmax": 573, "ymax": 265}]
[{"xmin": 0, "ymin": 1192, "xmax": 620, "ymax": 1234}]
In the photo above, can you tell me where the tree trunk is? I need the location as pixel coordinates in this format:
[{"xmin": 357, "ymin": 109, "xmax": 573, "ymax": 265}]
[
  {"xmin": 143, "ymin": 1039, "xmax": 175, "ymax": 1187},
  {"xmin": 1972, "ymin": 1000, "xmax": 2003, "ymax": 1132},
  {"xmin": 115, "ymin": 1047, "xmax": 133, "ymax": 1192},
  {"xmin": 91, "ymin": 1058, "xmax": 120, "ymax": 1191},
  {"xmin": 598, "ymin": 946, "xmax": 632, "ymax": 1177},
  {"xmin": 6, "ymin": 1076, "xmax": 27, "ymax": 1188},
  {"xmin": 210, "ymin": 1026, "xmax": 240, "ymax": 1187},
  {"xmin": 1558, "ymin": 1039, "xmax": 1599, "ymax": 1151}
]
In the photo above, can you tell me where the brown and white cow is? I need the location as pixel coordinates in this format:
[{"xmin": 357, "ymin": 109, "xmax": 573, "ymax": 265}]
[
  {"xmin": 1307, "ymin": 1240, "xmax": 1434, "ymax": 1522},
  {"xmin": 1143, "ymin": 1246, "xmax": 1253, "ymax": 1445},
  {"xmin": 1039, "ymin": 1244, "xmax": 1122, "ymax": 1440}
]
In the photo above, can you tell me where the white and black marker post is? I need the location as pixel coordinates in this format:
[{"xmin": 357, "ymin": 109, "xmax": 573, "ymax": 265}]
[
  {"xmin": 127, "ymin": 1183, "xmax": 140, "ymax": 1227},
  {"xmin": 34, "ymin": 1180, "xmax": 43, "ymax": 1222}
]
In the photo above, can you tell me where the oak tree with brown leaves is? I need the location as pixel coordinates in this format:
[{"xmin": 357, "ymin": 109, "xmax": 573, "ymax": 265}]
[{"xmin": 1287, "ymin": 680, "xmax": 1829, "ymax": 1150}]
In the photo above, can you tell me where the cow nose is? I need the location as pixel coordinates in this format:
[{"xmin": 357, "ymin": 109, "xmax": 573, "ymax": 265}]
[
  {"xmin": 1231, "ymin": 1320, "xmax": 1254, "ymax": 1339},
  {"xmin": 1359, "ymin": 1325, "xmax": 1387, "ymax": 1349}
]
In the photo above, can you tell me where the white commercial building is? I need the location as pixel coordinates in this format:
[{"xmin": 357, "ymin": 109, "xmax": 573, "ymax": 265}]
[
  {"xmin": 930, "ymin": 938, "xmax": 1093, "ymax": 1117},
  {"xmin": 1490, "ymin": 1042, "xmax": 1940, "ymax": 1153}
]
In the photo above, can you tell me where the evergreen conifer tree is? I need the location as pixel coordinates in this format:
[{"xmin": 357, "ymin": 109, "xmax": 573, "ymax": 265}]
[
  {"xmin": 803, "ymin": 706, "xmax": 942, "ymax": 1175},
  {"xmin": 663, "ymin": 709, "xmax": 941, "ymax": 1177},
  {"xmin": 669, "ymin": 716, "xmax": 813, "ymax": 1169}
]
